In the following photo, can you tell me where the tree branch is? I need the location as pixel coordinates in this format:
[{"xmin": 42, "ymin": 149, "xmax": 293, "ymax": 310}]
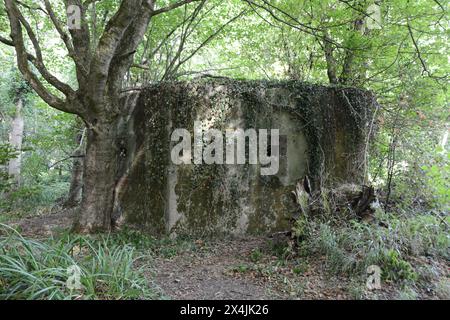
[
  {"xmin": 66, "ymin": 0, "xmax": 92, "ymax": 82},
  {"xmin": 0, "ymin": 34, "xmax": 14, "ymax": 47},
  {"xmin": 407, "ymin": 20, "xmax": 431, "ymax": 77},
  {"xmin": 0, "ymin": 34, "xmax": 50, "ymax": 67},
  {"xmin": 3, "ymin": 0, "xmax": 76, "ymax": 114},
  {"xmin": 16, "ymin": 0, "xmax": 47, "ymax": 14},
  {"xmin": 11, "ymin": 2, "xmax": 75, "ymax": 96},
  {"xmin": 151, "ymin": 0, "xmax": 200, "ymax": 16},
  {"xmin": 43, "ymin": 0, "xmax": 87, "ymax": 78},
  {"xmin": 85, "ymin": 0, "xmax": 144, "ymax": 107},
  {"xmin": 166, "ymin": 10, "xmax": 247, "ymax": 80},
  {"xmin": 107, "ymin": 3, "xmax": 157, "ymax": 107}
]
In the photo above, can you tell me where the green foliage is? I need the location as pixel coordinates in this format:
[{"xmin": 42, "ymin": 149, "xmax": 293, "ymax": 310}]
[
  {"xmin": 231, "ymin": 263, "xmax": 251, "ymax": 274},
  {"xmin": 292, "ymin": 214, "xmax": 311, "ymax": 241},
  {"xmin": 0, "ymin": 225, "xmax": 158, "ymax": 300},
  {"xmin": 420, "ymin": 147, "xmax": 450, "ymax": 210},
  {"xmin": 111, "ymin": 227, "xmax": 159, "ymax": 250},
  {"xmin": 292, "ymin": 212, "xmax": 448, "ymax": 284},
  {"xmin": 0, "ymin": 172, "xmax": 70, "ymax": 221},
  {"xmin": 112, "ymin": 227, "xmax": 198, "ymax": 258},
  {"xmin": 380, "ymin": 249, "xmax": 417, "ymax": 282},
  {"xmin": 269, "ymin": 237, "xmax": 296, "ymax": 261},
  {"xmin": 0, "ymin": 143, "xmax": 18, "ymax": 193},
  {"xmin": 0, "ymin": 67, "xmax": 77, "ymax": 217},
  {"xmin": 396, "ymin": 286, "xmax": 419, "ymax": 300},
  {"xmin": 0, "ymin": 66, "xmax": 29, "ymax": 114},
  {"xmin": 434, "ymin": 278, "xmax": 450, "ymax": 299},
  {"xmin": 250, "ymin": 249, "xmax": 263, "ymax": 263},
  {"xmin": 0, "ymin": 143, "xmax": 17, "ymax": 166}
]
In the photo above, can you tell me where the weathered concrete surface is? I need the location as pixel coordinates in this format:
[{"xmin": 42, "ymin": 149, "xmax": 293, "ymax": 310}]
[{"xmin": 118, "ymin": 80, "xmax": 377, "ymax": 236}]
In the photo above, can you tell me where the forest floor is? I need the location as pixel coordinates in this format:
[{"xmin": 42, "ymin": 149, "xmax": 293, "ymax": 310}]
[
  {"xmin": 151, "ymin": 237, "xmax": 355, "ymax": 300},
  {"xmin": 6, "ymin": 210, "xmax": 449, "ymax": 300}
]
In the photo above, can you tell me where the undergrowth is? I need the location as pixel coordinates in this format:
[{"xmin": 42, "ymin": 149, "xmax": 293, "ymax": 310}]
[
  {"xmin": 0, "ymin": 224, "xmax": 160, "ymax": 300},
  {"xmin": 289, "ymin": 211, "xmax": 449, "ymax": 284}
]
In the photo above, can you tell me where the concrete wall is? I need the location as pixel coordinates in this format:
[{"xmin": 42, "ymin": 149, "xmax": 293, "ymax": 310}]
[{"xmin": 118, "ymin": 80, "xmax": 376, "ymax": 236}]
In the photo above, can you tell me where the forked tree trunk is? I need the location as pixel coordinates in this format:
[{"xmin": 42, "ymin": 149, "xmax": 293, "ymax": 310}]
[
  {"xmin": 72, "ymin": 119, "xmax": 120, "ymax": 233},
  {"xmin": 3, "ymin": 0, "xmax": 199, "ymax": 233}
]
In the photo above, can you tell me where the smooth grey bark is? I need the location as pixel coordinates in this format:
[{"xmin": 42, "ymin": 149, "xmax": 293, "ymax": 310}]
[{"xmin": 8, "ymin": 97, "xmax": 24, "ymax": 186}]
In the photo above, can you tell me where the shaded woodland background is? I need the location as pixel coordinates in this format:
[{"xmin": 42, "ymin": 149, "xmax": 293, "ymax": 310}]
[{"xmin": 0, "ymin": 0, "xmax": 448, "ymax": 300}]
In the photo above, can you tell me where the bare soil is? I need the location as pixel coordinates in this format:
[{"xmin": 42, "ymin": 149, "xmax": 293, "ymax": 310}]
[{"xmin": 6, "ymin": 208, "xmax": 74, "ymax": 237}]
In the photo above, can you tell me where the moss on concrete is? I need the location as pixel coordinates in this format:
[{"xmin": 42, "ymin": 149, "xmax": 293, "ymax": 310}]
[{"xmin": 120, "ymin": 79, "xmax": 376, "ymax": 236}]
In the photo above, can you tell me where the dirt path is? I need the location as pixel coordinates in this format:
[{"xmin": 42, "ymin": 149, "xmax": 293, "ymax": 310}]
[
  {"xmin": 152, "ymin": 238, "xmax": 286, "ymax": 300},
  {"xmin": 151, "ymin": 237, "xmax": 358, "ymax": 300}
]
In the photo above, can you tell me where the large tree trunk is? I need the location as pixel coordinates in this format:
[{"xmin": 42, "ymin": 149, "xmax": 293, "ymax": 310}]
[
  {"xmin": 72, "ymin": 118, "xmax": 120, "ymax": 233},
  {"xmin": 8, "ymin": 97, "xmax": 24, "ymax": 186}
]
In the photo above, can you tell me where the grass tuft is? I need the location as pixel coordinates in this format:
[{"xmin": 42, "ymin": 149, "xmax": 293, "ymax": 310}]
[{"xmin": 0, "ymin": 224, "xmax": 159, "ymax": 300}]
